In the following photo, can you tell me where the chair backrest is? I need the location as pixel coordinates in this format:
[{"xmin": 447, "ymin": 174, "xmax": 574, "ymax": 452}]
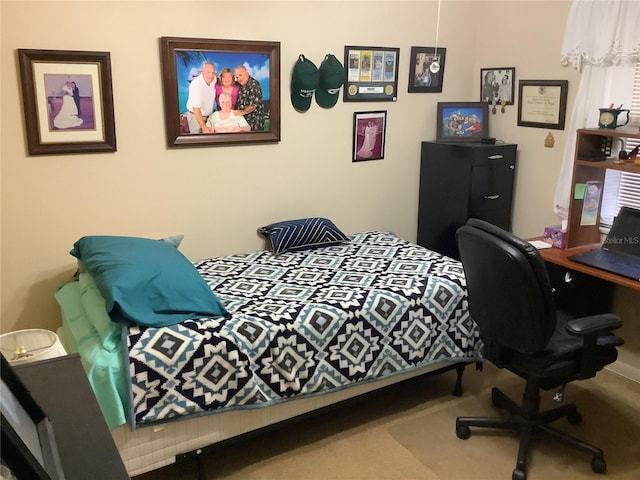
[{"xmin": 456, "ymin": 219, "xmax": 557, "ymax": 356}]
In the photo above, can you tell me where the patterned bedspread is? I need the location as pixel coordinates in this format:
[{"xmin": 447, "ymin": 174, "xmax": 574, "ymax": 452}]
[{"xmin": 127, "ymin": 232, "xmax": 482, "ymax": 428}]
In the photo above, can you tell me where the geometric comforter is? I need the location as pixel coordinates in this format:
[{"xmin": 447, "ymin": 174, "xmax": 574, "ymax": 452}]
[{"xmin": 127, "ymin": 231, "xmax": 482, "ymax": 428}]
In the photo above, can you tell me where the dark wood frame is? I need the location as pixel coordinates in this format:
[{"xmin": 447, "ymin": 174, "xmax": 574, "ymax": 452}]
[
  {"xmin": 517, "ymin": 79, "xmax": 569, "ymax": 130},
  {"xmin": 343, "ymin": 46, "xmax": 399, "ymax": 102},
  {"xmin": 408, "ymin": 46, "xmax": 446, "ymax": 93},
  {"xmin": 160, "ymin": 37, "xmax": 281, "ymax": 148},
  {"xmin": 436, "ymin": 102, "xmax": 489, "ymax": 142},
  {"xmin": 0, "ymin": 355, "xmax": 64, "ymax": 480},
  {"xmin": 352, "ymin": 110, "xmax": 387, "ymax": 162},
  {"xmin": 17, "ymin": 49, "xmax": 116, "ymax": 156},
  {"xmin": 480, "ymin": 67, "xmax": 515, "ymax": 105}
]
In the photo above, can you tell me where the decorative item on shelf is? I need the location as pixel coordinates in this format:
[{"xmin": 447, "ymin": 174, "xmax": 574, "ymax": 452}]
[
  {"xmin": 544, "ymin": 132, "xmax": 555, "ymax": 148},
  {"xmin": 598, "ymin": 105, "xmax": 630, "ymax": 129},
  {"xmin": 0, "ymin": 329, "xmax": 66, "ymax": 365},
  {"xmin": 618, "ymin": 144, "xmax": 639, "ymax": 163}
]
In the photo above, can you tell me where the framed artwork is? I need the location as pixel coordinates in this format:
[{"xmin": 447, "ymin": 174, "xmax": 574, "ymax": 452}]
[
  {"xmin": 436, "ymin": 102, "xmax": 489, "ymax": 142},
  {"xmin": 1, "ymin": 355, "xmax": 65, "ymax": 479},
  {"xmin": 353, "ymin": 111, "xmax": 387, "ymax": 161},
  {"xmin": 480, "ymin": 67, "xmax": 516, "ymax": 105},
  {"xmin": 17, "ymin": 49, "xmax": 116, "ymax": 156},
  {"xmin": 408, "ymin": 46, "xmax": 446, "ymax": 93},
  {"xmin": 160, "ymin": 37, "xmax": 281, "ymax": 147},
  {"xmin": 343, "ymin": 46, "xmax": 399, "ymax": 102},
  {"xmin": 517, "ymin": 80, "xmax": 569, "ymax": 130}
]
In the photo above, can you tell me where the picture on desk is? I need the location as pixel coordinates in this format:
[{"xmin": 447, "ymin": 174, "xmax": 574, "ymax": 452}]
[{"xmin": 579, "ymin": 181, "xmax": 602, "ymax": 226}]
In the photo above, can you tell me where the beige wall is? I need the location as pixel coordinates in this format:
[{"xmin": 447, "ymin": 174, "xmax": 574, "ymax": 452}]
[{"xmin": 1, "ymin": 1, "xmax": 637, "ymax": 380}]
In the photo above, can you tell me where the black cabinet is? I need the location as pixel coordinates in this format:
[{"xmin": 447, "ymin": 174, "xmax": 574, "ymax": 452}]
[{"xmin": 417, "ymin": 141, "xmax": 517, "ymax": 259}]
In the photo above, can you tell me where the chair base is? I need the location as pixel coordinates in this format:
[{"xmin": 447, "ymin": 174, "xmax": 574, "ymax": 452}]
[{"xmin": 456, "ymin": 386, "xmax": 607, "ymax": 480}]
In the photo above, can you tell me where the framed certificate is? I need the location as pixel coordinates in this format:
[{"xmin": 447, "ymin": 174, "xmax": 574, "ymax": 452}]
[
  {"xmin": 343, "ymin": 46, "xmax": 399, "ymax": 102},
  {"xmin": 517, "ymin": 80, "xmax": 568, "ymax": 130}
]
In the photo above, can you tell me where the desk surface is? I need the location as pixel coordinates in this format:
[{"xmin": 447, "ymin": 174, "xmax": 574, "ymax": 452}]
[
  {"xmin": 14, "ymin": 354, "xmax": 129, "ymax": 480},
  {"xmin": 538, "ymin": 242, "xmax": 640, "ymax": 292}
]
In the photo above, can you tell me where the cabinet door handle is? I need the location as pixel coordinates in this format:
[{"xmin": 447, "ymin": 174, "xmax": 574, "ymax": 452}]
[
  {"xmin": 488, "ymin": 154, "xmax": 504, "ymax": 159},
  {"xmin": 484, "ymin": 194, "xmax": 500, "ymax": 200}
]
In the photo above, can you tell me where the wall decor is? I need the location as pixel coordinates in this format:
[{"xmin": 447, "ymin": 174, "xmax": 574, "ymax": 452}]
[
  {"xmin": 343, "ymin": 46, "xmax": 399, "ymax": 102},
  {"xmin": 436, "ymin": 102, "xmax": 489, "ymax": 142},
  {"xmin": 160, "ymin": 37, "xmax": 281, "ymax": 147},
  {"xmin": 17, "ymin": 49, "xmax": 116, "ymax": 156},
  {"xmin": 353, "ymin": 111, "xmax": 387, "ymax": 161},
  {"xmin": 517, "ymin": 79, "xmax": 568, "ymax": 130},
  {"xmin": 408, "ymin": 47, "xmax": 446, "ymax": 93},
  {"xmin": 480, "ymin": 67, "xmax": 515, "ymax": 106}
]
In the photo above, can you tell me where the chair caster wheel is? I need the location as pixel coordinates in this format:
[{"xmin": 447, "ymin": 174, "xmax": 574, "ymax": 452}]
[
  {"xmin": 592, "ymin": 456, "xmax": 606, "ymax": 474},
  {"xmin": 491, "ymin": 387, "xmax": 504, "ymax": 408},
  {"xmin": 456, "ymin": 425, "xmax": 471, "ymax": 439},
  {"xmin": 567, "ymin": 410, "xmax": 582, "ymax": 425},
  {"xmin": 512, "ymin": 468, "xmax": 526, "ymax": 480}
]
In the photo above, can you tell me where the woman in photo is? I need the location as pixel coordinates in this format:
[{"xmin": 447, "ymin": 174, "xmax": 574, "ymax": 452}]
[
  {"xmin": 206, "ymin": 92, "xmax": 250, "ymax": 133},
  {"xmin": 53, "ymin": 81, "xmax": 83, "ymax": 129}
]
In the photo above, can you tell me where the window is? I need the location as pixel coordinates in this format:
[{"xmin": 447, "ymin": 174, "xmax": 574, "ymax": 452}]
[{"xmin": 600, "ymin": 60, "xmax": 640, "ymax": 230}]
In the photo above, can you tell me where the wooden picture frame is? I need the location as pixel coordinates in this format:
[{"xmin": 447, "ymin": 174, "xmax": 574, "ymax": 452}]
[
  {"xmin": 436, "ymin": 102, "xmax": 489, "ymax": 142},
  {"xmin": 17, "ymin": 49, "xmax": 116, "ymax": 156},
  {"xmin": 343, "ymin": 46, "xmax": 399, "ymax": 102},
  {"xmin": 160, "ymin": 37, "xmax": 280, "ymax": 148},
  {"xmin": 408, "ymin": 46, "xmax": 446, "ymax": 93},
  {"xmin": 353, "ymin": 111, "xmax": 387, "ymax": 161},
  {"xmin": 517, "ymin": 79, "xmax": 568, "ymax": 130},
  {"xmin": 480, "ymin": 67, "xmax": 515, "ymax": 105}
]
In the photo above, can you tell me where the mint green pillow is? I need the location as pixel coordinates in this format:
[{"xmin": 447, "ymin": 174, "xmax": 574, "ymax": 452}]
[
  {"xmin": 79, "ymin": 273, "xmax": 121, "ymax": 352},
  {"xmin": 70, "ymin": 236, "xmax": 229, "ymax": 327}
]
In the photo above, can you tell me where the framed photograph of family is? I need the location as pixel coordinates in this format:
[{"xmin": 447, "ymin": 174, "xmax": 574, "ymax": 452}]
[
  {"xmin": 160, "ymin": 37, "xmax": 281, "ymax": 148},
  {"xmin": 436, "ymin": 102, "xmax": 489, "ymax": 142},
  {"xmin": 17, "ymin": 49, "xmax": 116, "ymax": 156},
  {"xmin": 480, "ymin": 67, "xmax": 515, "ymax": 105},
  {"xmin": 352, "ymin": 111, "xmax": 387, "ymax": 162},
  {"xmin": 408, "ymin": 46, "xmax": 446, "ymax": 93}
]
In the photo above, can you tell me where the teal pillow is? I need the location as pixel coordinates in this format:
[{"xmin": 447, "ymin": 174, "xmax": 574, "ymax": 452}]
[
  {"xmin": 79, "ymin": 273, "xmax": 121, "ymax": 351},
  {"xmin": 258, "ymin": 217, "xmax": 349, "ymax": 254},
  {"xmin": 70, "ymin": 236, "xmax": 229, "ymax": 327}
]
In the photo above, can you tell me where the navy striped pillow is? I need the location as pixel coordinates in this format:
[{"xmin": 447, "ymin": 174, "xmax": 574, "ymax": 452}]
[{"xmin": 258, "ymin": 217, "xmax": 349, "ymax": 254}]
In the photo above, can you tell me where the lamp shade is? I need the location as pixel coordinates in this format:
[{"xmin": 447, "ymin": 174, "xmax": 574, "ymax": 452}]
[{"xmin": 0, "ymin": 329, "xmax": 67, "ymax": 365}]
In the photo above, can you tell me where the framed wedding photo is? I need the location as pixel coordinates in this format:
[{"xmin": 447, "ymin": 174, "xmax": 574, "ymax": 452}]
[
  {"xmin": 408, "ymin": 46, "xmax": 446, "ymax": 93},
  {"xmin": 18, "ymin": 49, "xmax": 116, "ymax": 156},
  {"xmin": 352, "ymin": 111, "xmax": 387, "ymax": 162},
  {"xmin": 436, "ymin": 102, "xmax": 489, "ymax": 142},
  {"xmin": 480, "ymin": 67, "xmax": 515, "ymax": 105},
  {"xmin": 160, "ymin": 37, "xmax": 281, "ymax": 148}
]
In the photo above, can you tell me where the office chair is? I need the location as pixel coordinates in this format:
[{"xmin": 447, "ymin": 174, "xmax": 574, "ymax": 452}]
[{"xmin": 455, "ymin": 219, "xmax": 624, "ymax": 480}]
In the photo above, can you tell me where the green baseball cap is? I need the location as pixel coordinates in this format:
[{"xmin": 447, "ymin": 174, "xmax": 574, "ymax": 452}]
[
  {"xmin": 315, "ymin": 54, "xmax": 344, "ymax": 108},
  {"xmin": 291, "ymin": 55, "xmax": 319, "ymax": 112}
]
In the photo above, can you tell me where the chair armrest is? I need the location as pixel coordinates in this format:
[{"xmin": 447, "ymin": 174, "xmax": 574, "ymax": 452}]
[{"xmin": 566, "ymin": 313, "xmax": 622, "ymax": 336}]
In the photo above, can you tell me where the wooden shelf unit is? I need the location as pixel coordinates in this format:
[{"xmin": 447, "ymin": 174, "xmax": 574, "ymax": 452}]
[{"xmin": 566, "ymin": 127, "xmax": 640, "ymax": 249}]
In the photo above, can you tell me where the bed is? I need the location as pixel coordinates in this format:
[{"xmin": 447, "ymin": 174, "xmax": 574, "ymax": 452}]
[{"xmin": 54, "ymin": 219, "xmax": 483, "ymax": 476}]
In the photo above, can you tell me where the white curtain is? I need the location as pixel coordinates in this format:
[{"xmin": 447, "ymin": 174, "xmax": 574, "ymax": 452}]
[{"xmin": 553, "ymin": 0, "xmax": 640, "ymax": 220}]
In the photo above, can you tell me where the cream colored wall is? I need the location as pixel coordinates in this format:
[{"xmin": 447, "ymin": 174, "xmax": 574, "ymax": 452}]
[{"xmin": 1, "ymin": 1, "xmax": 637, "ymax": 380}]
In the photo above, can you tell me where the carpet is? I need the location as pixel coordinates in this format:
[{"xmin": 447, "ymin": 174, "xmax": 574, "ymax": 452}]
[{"xmin": 388, "ymin": 368, "xmax": 640, "ymax": 479}]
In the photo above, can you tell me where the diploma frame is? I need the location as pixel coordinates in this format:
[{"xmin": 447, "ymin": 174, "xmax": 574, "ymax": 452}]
[{"xmin": 517, "ymin": 79, "xmax": 568, "ymax": 130}]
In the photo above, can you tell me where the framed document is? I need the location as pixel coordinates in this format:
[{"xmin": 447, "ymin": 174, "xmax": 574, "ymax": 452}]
[
  {"xmin": 517, "ymin": 80, "xmax": 568, "ymax": 130},
  {"xmin": 343, "ymin": 46, "xmax": 399, "ymax": 102}
]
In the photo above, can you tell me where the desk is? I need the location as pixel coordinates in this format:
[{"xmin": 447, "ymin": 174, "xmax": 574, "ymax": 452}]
[
  {"xmin": 13, "ymin": 354, "xmax": 129, "ymax": 480},
  {"xmin": 539, "ymin": 243, "xmax": 640, "ymax": 292}
]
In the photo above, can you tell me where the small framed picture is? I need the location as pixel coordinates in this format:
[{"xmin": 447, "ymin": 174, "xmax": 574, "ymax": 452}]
[
  {"xmin": 480, "ymin": 67, "xmax": 515, "ymax": 105},
  {"xmin": 436, "ymin": 102, "xmax": 489, "ymax": 142},
  {"xmin": 17, "ymin": 49, "xmax": 117, "ymax": 156},
  {"xmin": 353, "ymin": 111, "xmax": 387, "ymax": 161},
  {"xmin": 408, "ymin": 46, "xmax": 446, "ymax": 93}
]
